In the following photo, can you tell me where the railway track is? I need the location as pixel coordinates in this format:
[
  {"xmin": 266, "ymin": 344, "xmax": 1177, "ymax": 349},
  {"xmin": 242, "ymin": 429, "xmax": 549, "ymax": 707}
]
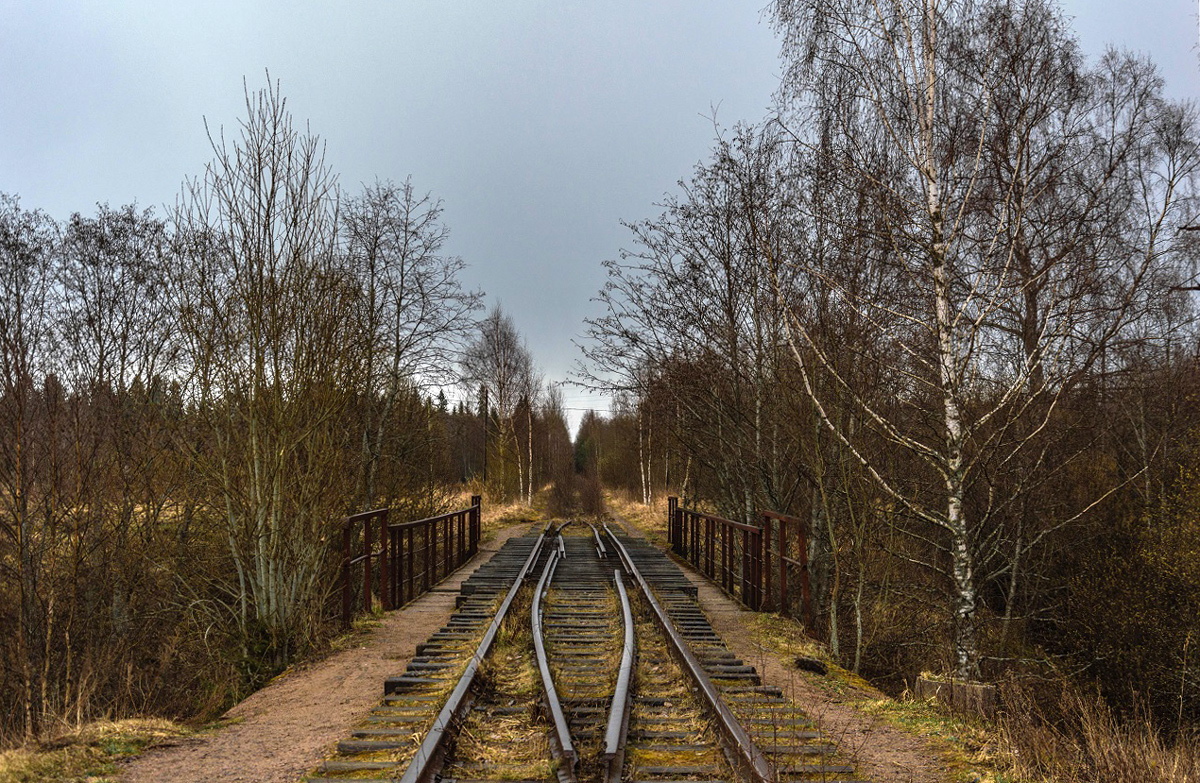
[{"xmin": 308, "ymin": 521, "xmax": 867, "ymax": 783}]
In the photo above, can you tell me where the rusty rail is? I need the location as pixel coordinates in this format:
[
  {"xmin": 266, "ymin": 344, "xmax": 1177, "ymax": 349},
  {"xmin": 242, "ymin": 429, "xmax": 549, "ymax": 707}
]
[
  {"xmin": 605, "ymin": 523, "xmax": 775, "ymax": 783},
  {"xmin": 603, "ymin": 568, "xmax": 635, "ymax": 783},
  {"xmin": 532, "ymin": 536, "xmax": 578, "ymax": 782},
  {"xmin": 666, "ymin": 497, "xmax": 813, "ymax": 628},
  {"xmin": 340, "ymin": 495, "xmax": 482, "ymax": 626}
]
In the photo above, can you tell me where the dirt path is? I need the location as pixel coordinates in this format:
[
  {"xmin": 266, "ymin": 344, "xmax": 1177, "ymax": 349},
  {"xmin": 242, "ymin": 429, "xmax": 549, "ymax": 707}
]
[
  {"xmin": 609, "ymin": 513, "xmax": 954, "ymax": 783},
  {"xmin": 122, "ymin": 522, "xmax": 533, "ymax": 783}
]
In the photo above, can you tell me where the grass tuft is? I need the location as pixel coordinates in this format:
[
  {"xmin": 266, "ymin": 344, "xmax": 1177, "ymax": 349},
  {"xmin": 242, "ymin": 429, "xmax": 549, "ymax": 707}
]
[{"xmin": 0, "ymin": 718, "xmax": 191, "ymax": 783}]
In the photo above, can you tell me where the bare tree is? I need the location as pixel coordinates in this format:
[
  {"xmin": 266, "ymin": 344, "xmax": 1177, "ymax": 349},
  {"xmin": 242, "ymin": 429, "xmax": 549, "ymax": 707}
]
[
  {"xmin": 462, "ymin": 305, "xmax": 535, "ymax": 502},
  {"xmin": 0, "ymin": 194, "xmax": 59, "ymax": 739},
  {"xmin": 343, "ymin": 179, "xmax": 482, "ymax": 509},
  {"xmin": 173, "ymin": 78, "xmax": 357, "ymax": 668},
  {"xmin": 580, "ymin": 123, "xmax": 804, "ymax": 521}
]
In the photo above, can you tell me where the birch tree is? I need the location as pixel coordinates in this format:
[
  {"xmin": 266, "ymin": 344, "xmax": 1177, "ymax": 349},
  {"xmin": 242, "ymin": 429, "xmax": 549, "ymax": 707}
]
[
  {"xmin": 461, "ymin": 305, "xmax": 535, "ymax": 501},
  {"xmin": 771, "ymin": 0, "xmax": 1199, "ymax": 678}
]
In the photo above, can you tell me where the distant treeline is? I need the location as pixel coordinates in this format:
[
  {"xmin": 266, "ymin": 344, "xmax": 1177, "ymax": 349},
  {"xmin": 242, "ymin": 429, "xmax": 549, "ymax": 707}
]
[{"xmin": 579, "ymin": 0, "xmax": 1200, "ymax": 734}]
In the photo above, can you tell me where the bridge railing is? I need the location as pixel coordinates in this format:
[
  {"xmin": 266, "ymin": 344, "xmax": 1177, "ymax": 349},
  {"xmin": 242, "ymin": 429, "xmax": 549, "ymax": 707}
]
[
  {"xmin": 668, "ymin": 497, "xmax": 764, "ymax": 610},
  {"xmin": 760, "ymin": 509, "xmax": 814, "ymax": 628},
  {"xmin": 667, "ymin": 497, "xmax": 813, "ymax": 627},
  {"xmin": 340, "ymin": 495, "xmax": 482, "ymax": 626}
]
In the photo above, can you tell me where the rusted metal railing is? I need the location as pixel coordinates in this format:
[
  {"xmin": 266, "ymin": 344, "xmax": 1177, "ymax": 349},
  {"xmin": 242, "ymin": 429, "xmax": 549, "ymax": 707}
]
[
  {"xmin": 667, "ymin": 497, "xmax": 763, "ymax": 611},
  {"xmin": 760, "ymin": 509, "xmax": 813, "ymax": 628},
  {"xmin": 666, "ymin": 497, "xmax": 812, "ymax": 627},
  {"xmin": 341, "ymin": 495, "xmax": 482, "ymax": 626}
]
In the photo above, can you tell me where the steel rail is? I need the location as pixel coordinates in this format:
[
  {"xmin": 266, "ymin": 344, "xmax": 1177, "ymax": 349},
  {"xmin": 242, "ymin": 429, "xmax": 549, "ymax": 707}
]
[
  {"xmin": 603, "ymin": 524, "xmax": 776, "ymax": 783},
  {"xmin": 532, "ymin": 537, "xmax": 578, "ymax": 782},
  {"xmin": 602, "ymin": 568, "xmax": 636, "ymax": 783},
  {"xmin": 397, "ymin": 523, "xmax": 551, "ymax": 783},
  {"xmin": 592, "ymin": 524, "xmax": 608, "ymax": 559}
]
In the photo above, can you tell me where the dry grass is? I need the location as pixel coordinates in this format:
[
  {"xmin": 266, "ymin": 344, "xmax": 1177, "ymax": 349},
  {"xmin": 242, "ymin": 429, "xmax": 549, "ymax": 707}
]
[
  {"xmin": 443, "ymin": 588, "xmax": 553, "ymax": 781},
  {"xmin": 604, "ymin": 490, "xmax": 670, "ymax": 541},
  {"xmin": 473, "ymin": 485, "xmax": 556, "ymax": 542},
  {"xmin": 999, "ymin": 678, "xmax": 1200, "ymax": 783},
  {"xmin": 0, "ymin": 718, "xmax": 191, "ymax": 783}
]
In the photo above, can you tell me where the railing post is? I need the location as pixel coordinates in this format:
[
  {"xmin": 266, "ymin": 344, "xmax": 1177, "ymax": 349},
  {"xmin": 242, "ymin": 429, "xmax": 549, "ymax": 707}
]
[
  {"xmin": 705, "ymin": 517, "xmax": 710, "ymax": 578},
  {"xmin": 362, "ymin": 514, "xmax": 373, "ymax": 614},
  {"xmin": 397, "ymin": 524, "xmax": 405, "ymax": 606},
  {"xmin": 798, "ymin": 516, "xmax": 813, "ymax": 630},
  {"xmin": 432, "ymin": 518, "xmax": 440, "ymax": 584},
  {"xmin": 341, "ymin": 519, "xmax": 352, "ymax": 627},
  {"xmin": 691, "ymin": 511, "xmax": 698, "ymax": 566},
  {"xmin": 379, "ymin": 510, "xmax": 391, "ymax": 611},
  {"xmin": 741, "ymin": 528, "xmax": 750, "ymax": 607},
  {"xmin": 407, "ymin": 526, "xmax": 415, "ymax": 602},
  {"xmin": 423, "ymin": 521, "xmax": 432, "ymax": 592},
  {"xmin": 471, "ymin": 494, "xmax": 481, "ymax": 556},
  {"xmin": 754, "ymin": 528, "xmax": 763, "ymax": 610},
  {"xmin": 762, "ymin": 515, "xmax": 772, "ymax": 611},
  {"xmin": 668, "ymin": 496, "xmax": 679, "ymax": 553},
  {"xmin": 388, "ymin": 523, "xmax": 396, "ymax": 607},
  {"xmin": 722, "ymin": 523, "xmax": 730, "ymax": 592},
  {"xmin": 779, "ymin": 518, "xmax": 789, "ymax": 618}
]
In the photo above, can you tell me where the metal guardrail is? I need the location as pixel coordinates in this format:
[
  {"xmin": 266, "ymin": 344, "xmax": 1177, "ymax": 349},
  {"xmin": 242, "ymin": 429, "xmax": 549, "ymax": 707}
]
[
  {"xmin": 761, "ymin": 509, "xmax": 814, "ymax": 628},
  {"xmin": 340, "ymin": 495, "xmax": 482, "ymax": 626},
  {"xmin": 667, "ymin": 497, "xmax": 813, "ymax": 627},
  {"xmin": 667, "ymin": 497, "xmax": 764, "ymax": 610}
]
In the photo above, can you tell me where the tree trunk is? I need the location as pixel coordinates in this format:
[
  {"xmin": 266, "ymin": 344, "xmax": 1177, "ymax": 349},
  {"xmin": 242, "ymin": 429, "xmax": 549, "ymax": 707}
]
[{"xmin": 931, "ymin": 182, "xmax": 980, "ymax": 681}]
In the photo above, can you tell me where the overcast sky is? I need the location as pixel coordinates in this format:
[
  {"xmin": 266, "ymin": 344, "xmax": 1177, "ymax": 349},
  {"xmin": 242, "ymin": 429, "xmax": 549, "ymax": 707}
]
[{"xmin": 2, "ymin": 1, "xmax": 1197, "ymax": 430}]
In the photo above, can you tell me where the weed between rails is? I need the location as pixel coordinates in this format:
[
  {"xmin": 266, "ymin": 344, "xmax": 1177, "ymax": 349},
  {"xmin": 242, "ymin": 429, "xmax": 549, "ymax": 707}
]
[
  {"xmin": 625, "ymin": 590, "xmax": 733, "ymax": 780},
  {"xmin": 441, "ymin": 587, "xmax": 554, "ymax": 781}
]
